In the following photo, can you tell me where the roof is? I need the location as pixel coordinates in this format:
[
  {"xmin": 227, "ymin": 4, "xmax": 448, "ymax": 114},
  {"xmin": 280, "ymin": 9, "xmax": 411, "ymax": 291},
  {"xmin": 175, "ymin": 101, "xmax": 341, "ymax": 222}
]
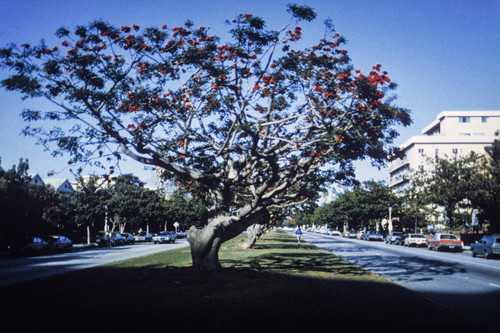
[
  {"xmin": 398, "ymin": 135, "xmax": 495, "ymax": 152},
  {"xmin": 421, "ymin": 110, "xmax": 500, "ymax": 135},
  {"xmin": 43, "ymin": 178, "xmax": 74, "ymax": 193}
]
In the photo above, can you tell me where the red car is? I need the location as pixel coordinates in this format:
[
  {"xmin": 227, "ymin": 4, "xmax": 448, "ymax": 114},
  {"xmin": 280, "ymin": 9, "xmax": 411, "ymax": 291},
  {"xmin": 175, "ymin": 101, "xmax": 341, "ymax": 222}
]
[{"xmin": 427, "ymin": 233, "xmax": 463, "ymax": 252}]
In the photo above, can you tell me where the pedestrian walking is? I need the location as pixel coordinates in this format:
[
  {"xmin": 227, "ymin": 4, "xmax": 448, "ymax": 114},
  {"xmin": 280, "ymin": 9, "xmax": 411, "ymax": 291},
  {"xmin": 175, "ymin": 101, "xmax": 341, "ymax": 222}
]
[
  {"xmin": 106, "ymin": 232, "xmax": 112, "ymax": 249},
  {"xmin": 295, "ymin": 227, "xmax": 303, "ymax": 244}
]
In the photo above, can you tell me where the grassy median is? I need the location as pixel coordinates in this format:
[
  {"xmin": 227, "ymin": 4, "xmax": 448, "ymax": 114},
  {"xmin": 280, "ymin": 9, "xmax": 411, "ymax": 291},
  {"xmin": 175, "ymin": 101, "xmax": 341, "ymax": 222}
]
[{"xmin": 0, "ymin": 231, "xmax": 489, "ymax": 332}]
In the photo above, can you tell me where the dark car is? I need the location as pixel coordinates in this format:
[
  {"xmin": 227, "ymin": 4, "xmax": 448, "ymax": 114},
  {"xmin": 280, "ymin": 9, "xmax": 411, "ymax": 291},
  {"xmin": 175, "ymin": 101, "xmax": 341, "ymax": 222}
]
[
  {"xmin": 394, "ymin": 233, "xmax": 407, "ymax": 246},
  {"xmin": 121, "ymin": 233, "xmax": 135, "ymax": 245},
  {"xmin": 45, "ymin": 235, "xmax": 73, "ymax": 250},
  {"xmin": 110, "ymin": 232, "xmax": 126, "ymax": 246},
  {"xmin": 471, "ymin": 235, "xmax": 500, "ymax": 259},
  {"xmin": 11, "ymin": 236, "xmax": 48, "ymax": 253},
  {"xmin": 385, "ymin": 231, "xmax": 403, "ymax": 244}
]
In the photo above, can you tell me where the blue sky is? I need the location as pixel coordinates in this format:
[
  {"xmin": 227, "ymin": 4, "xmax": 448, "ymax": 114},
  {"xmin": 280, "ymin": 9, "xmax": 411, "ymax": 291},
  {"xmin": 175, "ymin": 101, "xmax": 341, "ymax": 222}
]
[{"xmin": 0, "ymin": 0, "xmax": 499, "ymax": 187}]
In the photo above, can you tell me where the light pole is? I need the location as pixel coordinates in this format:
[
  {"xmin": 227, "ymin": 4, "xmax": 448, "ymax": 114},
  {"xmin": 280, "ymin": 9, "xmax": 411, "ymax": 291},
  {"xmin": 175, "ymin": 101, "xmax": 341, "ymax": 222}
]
[{"xmin": 388, "ymin": 206, "xmax": 393, "ymax": 232}]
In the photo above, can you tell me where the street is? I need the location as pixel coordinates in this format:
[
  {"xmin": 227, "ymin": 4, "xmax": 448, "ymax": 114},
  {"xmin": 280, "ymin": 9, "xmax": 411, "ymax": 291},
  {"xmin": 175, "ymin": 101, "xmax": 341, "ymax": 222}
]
[
  {"xmin": 0, "ymin": 240, "xmax": 189, "ymax": 287},
  {"xmin": 301, "ymin": 231, "xmax": 500, "ymax": 332}
]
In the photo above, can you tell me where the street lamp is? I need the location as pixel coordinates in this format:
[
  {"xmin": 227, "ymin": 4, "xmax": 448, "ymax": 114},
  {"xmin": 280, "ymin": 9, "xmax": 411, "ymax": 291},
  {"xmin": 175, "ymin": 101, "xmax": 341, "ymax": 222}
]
[{"xmin": 388, "ymin": 206, "xmax": 393, "ymax": 232}]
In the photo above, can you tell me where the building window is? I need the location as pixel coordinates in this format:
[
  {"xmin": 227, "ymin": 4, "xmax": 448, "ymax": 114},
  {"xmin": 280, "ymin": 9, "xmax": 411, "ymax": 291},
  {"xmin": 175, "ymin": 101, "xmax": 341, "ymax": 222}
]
[
  {"xmin": 459, "ymin": 116, "xmax": 470, "ymax": 123},
  {"xmin": 452, "ymin": 148, "xmax": 458, "ymax": 154},
  {"xmin": 418, "ymin": 148, "xmax": 424, "ymax": 154},
  {"xmin": 482, "ymin": 116, "xmax": 488, "ymax": 123},
  {"xmin": 435, "ymin": 148, "xmax": 439, "ymax": 156},
  {"xmin": 418, "ymin": 165, "xmax": 424, "ymax": 170}
]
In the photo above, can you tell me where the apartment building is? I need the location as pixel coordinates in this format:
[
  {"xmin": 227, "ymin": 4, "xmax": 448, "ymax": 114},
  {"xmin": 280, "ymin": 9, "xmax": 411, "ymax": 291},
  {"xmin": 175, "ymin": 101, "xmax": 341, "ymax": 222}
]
[{"xmin": 388, "ymin": 110, "xmax": 500, "ymax": 194}]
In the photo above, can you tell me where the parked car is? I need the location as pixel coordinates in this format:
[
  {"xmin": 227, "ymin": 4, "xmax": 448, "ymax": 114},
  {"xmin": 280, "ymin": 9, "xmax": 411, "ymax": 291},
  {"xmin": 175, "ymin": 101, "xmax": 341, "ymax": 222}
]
[
  {"xmin": 394, "ymin": 233, "xmax": 407, "ymax": 246},
  {"xmin": 121, "ymin": 233, "xmax": 135, "ymax": 245},
  {"xmin": 97, "ymin": 232, "xmax": 126, "ymax": 247},
  {"xmin": 176, "ymin": 231, "xmax": 187, "ymax": 238},
  {"xmin": 96, "ymin": 233, "xmax": 111, "ymax": 247},
  {"xmin": 361, "ymin": 230, "xmax": 384, "ymax": 241},
  {"xmin": 385, "ymin": 231, "xmax": 403, "ymax": 244},
  {"xmin": 345, "ymin": 231, "xmax": 358, "ymax": 238},
  {"xmin": 328, "ymin": 230, "xmax": 342, "ymax": 236},
  {"xmin": 404, "ymin": 234, "xmax": 427, "ymax": 247},
  {"xmin": 153, "ymin": 231, "xmax": 176, "ymax": 244},
  {"xmin": 11, "ymin": 236, "xmax": 48, "ymax": 253},
  {"xmin": 133, "ymin": 231, "xmax": 153, "ymax": 242},
  {"xmin": 471, "ymin": 235, "xmax": 500, "ymax": 259},
  {"xmin": 45, "ymin": 235, "xmax": 73, "ymax": 250},
  {"xmin": 110, "ymin": 232, "xmax": 126, "ymax": 246},
  {"xmin": 427, "ymin": 233, "xmax": 463, "ymax": 252}
]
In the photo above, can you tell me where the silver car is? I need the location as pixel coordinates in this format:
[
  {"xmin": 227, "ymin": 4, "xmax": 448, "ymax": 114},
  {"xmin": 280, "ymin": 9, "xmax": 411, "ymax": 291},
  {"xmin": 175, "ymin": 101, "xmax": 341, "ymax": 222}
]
[
  {"xmin": 385, "ymin": 231, "xmax": 403, "ymax": 244},
  {"xmin": 362, "ymin": 230, "xmax": 384, "ymax": 241}
]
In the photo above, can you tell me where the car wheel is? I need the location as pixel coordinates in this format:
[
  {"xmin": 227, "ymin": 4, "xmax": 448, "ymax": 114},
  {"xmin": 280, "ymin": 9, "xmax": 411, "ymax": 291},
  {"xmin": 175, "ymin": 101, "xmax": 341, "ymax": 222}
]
[
  {"xmin": 486, "ymin": 252, "xmax": 492, "ymax": 259},
  {"xmin": 472, "ymin": 251, "xmax": 476, "ymax": 257}
]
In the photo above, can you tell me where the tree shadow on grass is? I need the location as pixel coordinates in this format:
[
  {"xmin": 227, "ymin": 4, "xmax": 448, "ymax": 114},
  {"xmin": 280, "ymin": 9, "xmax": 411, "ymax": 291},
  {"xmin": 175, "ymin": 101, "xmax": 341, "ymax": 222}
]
[
  {"xmin": 222, "ymin": 251, "xmax": 371, "ymax": 276},
  {"xmin": 0, "ymin": 262, "xmax": 493, "ymax": 333}
]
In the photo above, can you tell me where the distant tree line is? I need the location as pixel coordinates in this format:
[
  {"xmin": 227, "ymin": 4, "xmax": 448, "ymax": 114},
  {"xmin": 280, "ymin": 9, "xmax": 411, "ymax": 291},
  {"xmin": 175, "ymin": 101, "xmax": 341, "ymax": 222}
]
[{"xmin": 0, "ymin": 159, "xmax": 208, "ymax": 250}]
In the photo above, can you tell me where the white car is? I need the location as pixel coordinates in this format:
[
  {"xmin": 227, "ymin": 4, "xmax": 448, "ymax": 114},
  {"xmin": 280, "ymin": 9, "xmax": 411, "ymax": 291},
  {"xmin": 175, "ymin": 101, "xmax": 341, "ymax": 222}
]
[
  {"xmin": 404, "ymin": 234, "xmax": 427, "ymax": 247},
  {"xmin": 133, "ymin": 231, "xmax": 153, "ymax": 242},
  {"xmin": 153, "ymin": 231, "xmax": 176, "ymax": 244}
]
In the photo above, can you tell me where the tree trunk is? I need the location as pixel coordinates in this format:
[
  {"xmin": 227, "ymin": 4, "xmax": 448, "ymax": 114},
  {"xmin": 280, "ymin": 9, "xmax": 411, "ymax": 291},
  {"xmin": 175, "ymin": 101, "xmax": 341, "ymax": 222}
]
[
  {"xmin": 240, "ymin": 224, "xmax": 265, "ymax": 249},
  {"xmin": 187, "ymin": 208, "xmax": 268, "ymax": 271},
  {"xmin": 187, "ymin": 224, "xmax": 223, "ymax": 272}
]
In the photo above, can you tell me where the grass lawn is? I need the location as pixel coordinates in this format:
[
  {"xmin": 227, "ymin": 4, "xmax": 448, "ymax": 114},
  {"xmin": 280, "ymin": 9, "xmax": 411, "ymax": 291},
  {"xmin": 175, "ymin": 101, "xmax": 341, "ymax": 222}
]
[{"xmin": 0, "ymin": 231, "xmax": 488, "ymax": 332}]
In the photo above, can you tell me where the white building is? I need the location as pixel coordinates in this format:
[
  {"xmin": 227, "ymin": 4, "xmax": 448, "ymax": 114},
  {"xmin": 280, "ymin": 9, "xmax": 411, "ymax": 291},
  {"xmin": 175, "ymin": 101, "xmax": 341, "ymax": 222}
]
[{"xmin": 388, "ymin": 110, "xmax": 500, "ymax": 194}]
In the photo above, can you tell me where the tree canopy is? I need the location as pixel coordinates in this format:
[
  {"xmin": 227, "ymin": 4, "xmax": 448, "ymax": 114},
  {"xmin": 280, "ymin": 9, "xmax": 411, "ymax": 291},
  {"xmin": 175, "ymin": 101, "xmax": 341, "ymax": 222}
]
[
  {"xmin": 1, "ymin": 5, "xmax": 411, "ymax": 270},
  {"xmin": 311, "ymin": 180, "xmax": 399, "ymax": 231}
]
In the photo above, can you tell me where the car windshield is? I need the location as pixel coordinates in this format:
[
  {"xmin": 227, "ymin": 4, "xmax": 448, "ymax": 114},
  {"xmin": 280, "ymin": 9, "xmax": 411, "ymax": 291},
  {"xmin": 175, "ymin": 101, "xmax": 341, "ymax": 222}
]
[
  {"xmin": 494, "ymin": 237, "xmax": 500, "ymax": 244},
  {"xmin": 441, "ymin": 234, "xmax": 457, "ymax": 240},
  {"xmin": 393, "ymin": 232, "xmax": 402, "ymax": 236}
]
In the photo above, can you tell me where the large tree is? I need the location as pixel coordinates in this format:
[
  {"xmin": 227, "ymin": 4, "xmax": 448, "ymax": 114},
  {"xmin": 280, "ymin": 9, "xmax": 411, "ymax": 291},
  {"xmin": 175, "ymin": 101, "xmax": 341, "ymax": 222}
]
[{"xmin": 1, "ymin": 5, "xmax": 410, "ymax": 270}]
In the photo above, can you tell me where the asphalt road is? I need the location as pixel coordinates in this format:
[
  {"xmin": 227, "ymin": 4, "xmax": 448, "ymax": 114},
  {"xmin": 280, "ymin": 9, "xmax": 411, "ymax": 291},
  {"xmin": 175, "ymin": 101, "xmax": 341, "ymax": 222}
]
[
  {"xmin": 301, "ymin": 231, "xmax": 500, "ymax": 332},
  {"xmin": 0, "ymin": 240, "xmax": 189, "ymax": 287}
]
